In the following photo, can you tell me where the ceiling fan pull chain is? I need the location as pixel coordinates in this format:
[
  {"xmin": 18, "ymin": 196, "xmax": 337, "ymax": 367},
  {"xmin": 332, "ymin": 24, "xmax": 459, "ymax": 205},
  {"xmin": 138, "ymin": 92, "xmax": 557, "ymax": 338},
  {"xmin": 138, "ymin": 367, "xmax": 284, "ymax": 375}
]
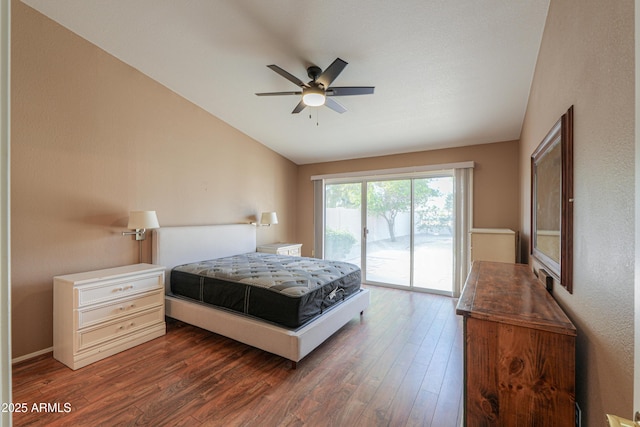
[{"xmin": 309, "ymin": 109, "xmax": 320, "ymax": 126}]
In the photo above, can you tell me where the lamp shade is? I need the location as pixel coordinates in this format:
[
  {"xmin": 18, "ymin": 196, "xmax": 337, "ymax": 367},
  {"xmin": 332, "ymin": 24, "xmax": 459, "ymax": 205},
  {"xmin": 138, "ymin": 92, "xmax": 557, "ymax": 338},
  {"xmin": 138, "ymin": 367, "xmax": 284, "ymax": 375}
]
[
  {"xmin": 127, "ymin": 211, "xmax": 160, "ymax": 230},
  {"xmin": 260, "ymin": 212, "xmax": 278, "ymax": 225}
]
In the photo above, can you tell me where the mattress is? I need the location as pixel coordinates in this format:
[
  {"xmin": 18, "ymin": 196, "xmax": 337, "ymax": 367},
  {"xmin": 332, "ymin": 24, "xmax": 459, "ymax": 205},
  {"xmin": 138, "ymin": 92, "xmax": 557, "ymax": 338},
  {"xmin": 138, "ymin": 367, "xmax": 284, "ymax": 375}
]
[{"xmin": 170, "ymin": 252, "xmax": 362, "ymax": 328}]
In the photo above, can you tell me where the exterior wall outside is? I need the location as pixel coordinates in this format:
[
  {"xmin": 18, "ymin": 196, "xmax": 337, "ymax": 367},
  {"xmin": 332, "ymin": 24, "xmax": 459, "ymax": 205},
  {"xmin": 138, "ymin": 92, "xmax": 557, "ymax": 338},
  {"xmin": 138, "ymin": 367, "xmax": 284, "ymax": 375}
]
[
  {"xmin": 11, "ymin": 1, "xmax": 297, "ymax": 358},
  {"xmin": 519, "ymin": 0, "xmax": 635, "ymax": 422}
]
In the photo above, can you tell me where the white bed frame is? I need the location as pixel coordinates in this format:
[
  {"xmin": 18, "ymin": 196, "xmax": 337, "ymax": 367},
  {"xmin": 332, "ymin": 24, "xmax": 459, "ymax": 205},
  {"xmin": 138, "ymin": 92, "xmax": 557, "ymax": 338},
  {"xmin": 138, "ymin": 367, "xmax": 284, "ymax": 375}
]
[{"xmin": 152, "ymin": 224, "xmax": 370, "ymax": 367}]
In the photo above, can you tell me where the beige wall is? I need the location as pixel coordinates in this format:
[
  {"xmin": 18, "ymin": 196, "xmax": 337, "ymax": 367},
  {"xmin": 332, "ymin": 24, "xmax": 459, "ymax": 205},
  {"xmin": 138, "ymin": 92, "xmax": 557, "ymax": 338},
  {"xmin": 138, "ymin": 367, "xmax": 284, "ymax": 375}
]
[
  {"xmin": 13, "ymin": 1, "xmax": 636, "ymax": 423},
  {"xmin": 297, "ymin": 140, "xmax": 520, "ymax": 257},
  {"xmin": 11, "ymin": 1, "xmax": 297, "ymax": 358},
  {"xmin": 519, "ymin": 0, "xmax": 634, "ymax": 422}
]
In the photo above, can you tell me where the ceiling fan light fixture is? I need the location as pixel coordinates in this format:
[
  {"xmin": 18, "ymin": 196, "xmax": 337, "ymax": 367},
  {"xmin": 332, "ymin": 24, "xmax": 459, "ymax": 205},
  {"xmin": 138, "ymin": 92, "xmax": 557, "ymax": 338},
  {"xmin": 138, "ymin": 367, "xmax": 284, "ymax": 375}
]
[{"xmin": 302, "ymin": 87, "xmax": 325, "ymax": 106}]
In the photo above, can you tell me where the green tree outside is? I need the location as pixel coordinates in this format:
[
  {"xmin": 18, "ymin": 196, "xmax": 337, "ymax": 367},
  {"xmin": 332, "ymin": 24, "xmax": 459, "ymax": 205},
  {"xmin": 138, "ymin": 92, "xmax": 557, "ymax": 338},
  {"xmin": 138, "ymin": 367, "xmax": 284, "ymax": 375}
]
[{"xmin": 326, "ymin": 179, "xmax": 447, "ymax": 243}]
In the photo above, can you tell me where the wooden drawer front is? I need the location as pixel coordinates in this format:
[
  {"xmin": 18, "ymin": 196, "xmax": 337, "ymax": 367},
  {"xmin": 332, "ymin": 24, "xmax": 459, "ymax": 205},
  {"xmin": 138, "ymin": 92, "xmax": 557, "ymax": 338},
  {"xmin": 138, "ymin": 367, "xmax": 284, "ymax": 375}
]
[
  {"xmin": 77, "ymin": 273, "xmax": 162, "ymax": 307},
  {"xmin": 464, "ymin": 317, "xmax": 575, "ymax": 425},
  {"xmin": 76, "ymin": 307, "xmax": 164, "ymax": 352},
  {"xmin": 77, "ymin": 289, "xmax": 164, "ymax": 329}
]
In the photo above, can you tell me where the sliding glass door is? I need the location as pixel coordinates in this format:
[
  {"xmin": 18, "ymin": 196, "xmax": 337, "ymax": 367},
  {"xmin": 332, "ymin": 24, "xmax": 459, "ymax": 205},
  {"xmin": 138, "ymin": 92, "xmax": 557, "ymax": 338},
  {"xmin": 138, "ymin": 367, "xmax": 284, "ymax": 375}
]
[
  {"xmin": 324, "ymin": 182, "xmax": 362, "ymax": 266},
  {"xmin": 324, "ymin": 173, "xmax": 455, "ymax": 294},
  {"xmin": 365, "ymin": 179, "xmax": 411, "ymax": 286},
  {"xmin": 412, "ymin": 176, "xmax": 454, "ymax": 293}
]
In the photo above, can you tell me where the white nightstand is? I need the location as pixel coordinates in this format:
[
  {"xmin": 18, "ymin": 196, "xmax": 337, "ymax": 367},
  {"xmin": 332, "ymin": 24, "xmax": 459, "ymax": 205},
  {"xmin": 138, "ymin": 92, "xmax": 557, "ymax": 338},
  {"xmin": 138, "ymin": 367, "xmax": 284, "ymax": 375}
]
[
  {"xmin": 257, "ymin": 243, "xmax": 303, "ymax": 257},
  {"xmin": 53, "ymin": 263, "xmax": 166, "ymax": 370}
]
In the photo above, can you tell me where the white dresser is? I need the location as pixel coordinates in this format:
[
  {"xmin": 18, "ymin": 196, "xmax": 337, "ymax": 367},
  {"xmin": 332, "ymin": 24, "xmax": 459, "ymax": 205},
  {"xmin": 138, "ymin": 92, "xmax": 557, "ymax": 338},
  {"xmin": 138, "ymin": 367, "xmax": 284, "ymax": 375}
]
[
  {"xmin": 53, "ymin": 263, "xmax": 166, "ymax": 370},
  {"xmin": 257, "ymin": 243, "xmax": 302, "ymax": 257},
  {"xmin": 470, "ymin": 228, "xmax": 517, "ymax": 264}
]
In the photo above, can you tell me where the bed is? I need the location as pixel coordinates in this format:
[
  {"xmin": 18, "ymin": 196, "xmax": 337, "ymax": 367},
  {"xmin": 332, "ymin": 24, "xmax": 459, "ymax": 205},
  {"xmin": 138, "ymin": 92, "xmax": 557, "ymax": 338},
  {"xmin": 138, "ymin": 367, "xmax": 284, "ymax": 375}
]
[{"xmin": 151, "ymin": 224, "xmax": 370, "ymax": 367}]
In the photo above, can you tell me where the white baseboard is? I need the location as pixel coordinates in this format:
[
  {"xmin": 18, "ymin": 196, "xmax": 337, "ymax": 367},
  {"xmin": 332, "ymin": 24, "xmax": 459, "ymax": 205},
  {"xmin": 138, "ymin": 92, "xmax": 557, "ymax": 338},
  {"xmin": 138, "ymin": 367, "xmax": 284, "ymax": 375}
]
[{"xmin": 12, "ymin": 347, "xmax": 53, "ymax": 364}]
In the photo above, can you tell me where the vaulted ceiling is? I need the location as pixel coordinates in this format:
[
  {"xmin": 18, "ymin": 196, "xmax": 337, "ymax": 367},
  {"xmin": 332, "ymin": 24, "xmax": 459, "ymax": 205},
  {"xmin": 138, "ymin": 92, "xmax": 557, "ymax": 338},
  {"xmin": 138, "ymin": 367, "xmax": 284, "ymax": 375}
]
[{"xmin": 23, "ymin": 0, "xmax": 550, "ymax": 165}]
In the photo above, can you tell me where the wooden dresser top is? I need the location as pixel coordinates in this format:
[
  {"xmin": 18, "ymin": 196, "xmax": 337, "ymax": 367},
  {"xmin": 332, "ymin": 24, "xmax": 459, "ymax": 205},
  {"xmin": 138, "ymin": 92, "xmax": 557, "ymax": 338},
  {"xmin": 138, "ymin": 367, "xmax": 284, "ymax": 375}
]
[{"xmin": 456, "ymin": 261, "xmax": 576, "ymax": 336}]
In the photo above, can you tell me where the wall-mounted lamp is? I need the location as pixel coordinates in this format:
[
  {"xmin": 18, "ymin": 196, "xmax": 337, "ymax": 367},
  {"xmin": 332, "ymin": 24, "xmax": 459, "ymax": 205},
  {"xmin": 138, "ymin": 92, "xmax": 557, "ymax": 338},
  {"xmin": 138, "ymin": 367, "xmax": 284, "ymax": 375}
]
[
  {"xmin": 251, "ymin": 211, "xmax": 278, "ymax": 227},
  {"xmin": 122, "ymin": 210, "xmax": 160, "ymax": 240},
  {"xmin": 123, "ymin": 211, "xmax": 160, "ymax": 264}
]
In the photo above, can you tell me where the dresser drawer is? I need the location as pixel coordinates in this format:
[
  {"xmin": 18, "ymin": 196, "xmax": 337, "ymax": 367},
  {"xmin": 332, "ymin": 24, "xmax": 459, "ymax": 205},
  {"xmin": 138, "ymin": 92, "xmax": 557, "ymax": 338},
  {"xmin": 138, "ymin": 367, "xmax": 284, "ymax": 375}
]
[
  {"xmin": 76, "ymin": 306, "xmax": 164, "ymax": 352},
  {"xmin": 77, "ymin": 289, "xmax": 164, "ymax": 329},
  {"xmin": 257, "ymin": 243, "xmax": 302, "ymax": 257},
  {"xmin": 76, "ymin": 273, "xmax": 163, "ymax": 307},
  {"xmin": 284, "ymin": 247, "xmax": 301, "ymax": 256}
]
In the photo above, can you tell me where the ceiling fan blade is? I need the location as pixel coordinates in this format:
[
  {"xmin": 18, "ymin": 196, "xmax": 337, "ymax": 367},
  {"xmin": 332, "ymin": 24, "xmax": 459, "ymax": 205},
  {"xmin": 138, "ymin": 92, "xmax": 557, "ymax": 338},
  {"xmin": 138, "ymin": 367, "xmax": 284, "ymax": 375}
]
[
  {"xmin": 327, "ymin": 87, "xmax": 375, "ymax": 96},
  {"xmin": 316, "ymin": 58, "xmax": 348, "ymax": 88},
  {"xmin": 292, "ymin": 100, "xmax": 306, "ymax": 114},
  {"xmin": 255, "ymin": 91, "xmax": 302, "ymax": 96},
  {"xmin": 324, "ymin": 97, "xmax": 347, "ymax": 114},
  {"xmin": 267, "ymin": 65, "xmax": 308, "ymax": 88}
]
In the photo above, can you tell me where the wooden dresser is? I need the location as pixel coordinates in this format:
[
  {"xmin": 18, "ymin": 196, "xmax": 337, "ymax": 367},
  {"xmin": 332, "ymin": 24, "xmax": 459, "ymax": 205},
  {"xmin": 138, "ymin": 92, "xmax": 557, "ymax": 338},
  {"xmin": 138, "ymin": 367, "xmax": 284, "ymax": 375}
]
[{"xmin": 456, "ymin": 261, "xmax": 576, "ymax": 425}]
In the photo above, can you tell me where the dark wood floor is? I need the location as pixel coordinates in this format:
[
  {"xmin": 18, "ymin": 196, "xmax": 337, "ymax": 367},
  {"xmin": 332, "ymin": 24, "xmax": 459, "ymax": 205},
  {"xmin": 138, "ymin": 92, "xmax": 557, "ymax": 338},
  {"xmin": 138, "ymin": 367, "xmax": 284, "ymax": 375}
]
[{"xmin": 12, "ymin": 286, "xmax": 463, "ymax": 426}]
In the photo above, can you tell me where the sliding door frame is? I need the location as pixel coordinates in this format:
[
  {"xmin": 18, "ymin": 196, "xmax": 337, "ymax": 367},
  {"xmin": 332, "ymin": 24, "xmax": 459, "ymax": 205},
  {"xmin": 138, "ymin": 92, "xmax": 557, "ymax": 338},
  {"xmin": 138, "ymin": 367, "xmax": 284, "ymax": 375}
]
[{"xmin": 314, "ymin": 163, "xmax": 473, "ymax": 296}]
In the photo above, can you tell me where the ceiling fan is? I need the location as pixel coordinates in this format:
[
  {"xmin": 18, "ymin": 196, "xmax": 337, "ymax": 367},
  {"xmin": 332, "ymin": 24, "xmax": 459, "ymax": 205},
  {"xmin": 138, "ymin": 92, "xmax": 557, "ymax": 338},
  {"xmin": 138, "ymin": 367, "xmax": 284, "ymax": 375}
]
[{"xmin": 255, "ymin": 58, "xmax": 375, "ymax": 114}]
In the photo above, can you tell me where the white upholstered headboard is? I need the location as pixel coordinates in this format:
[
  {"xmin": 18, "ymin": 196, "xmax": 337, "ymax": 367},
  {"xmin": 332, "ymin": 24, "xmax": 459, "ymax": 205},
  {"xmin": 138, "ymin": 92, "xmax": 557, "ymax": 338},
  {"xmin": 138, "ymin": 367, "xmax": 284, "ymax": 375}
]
[{"xmin": 152, "ymin": 224, "xmax": 257, "ymax": 291}]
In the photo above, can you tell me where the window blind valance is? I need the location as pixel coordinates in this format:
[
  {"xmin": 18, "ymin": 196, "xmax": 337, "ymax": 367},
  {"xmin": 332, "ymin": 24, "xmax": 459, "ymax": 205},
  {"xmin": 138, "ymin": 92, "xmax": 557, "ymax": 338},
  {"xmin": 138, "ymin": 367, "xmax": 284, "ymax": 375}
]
[{"xmin": 310, "ymin": 161, "xmax": 474, "ymax": 182}]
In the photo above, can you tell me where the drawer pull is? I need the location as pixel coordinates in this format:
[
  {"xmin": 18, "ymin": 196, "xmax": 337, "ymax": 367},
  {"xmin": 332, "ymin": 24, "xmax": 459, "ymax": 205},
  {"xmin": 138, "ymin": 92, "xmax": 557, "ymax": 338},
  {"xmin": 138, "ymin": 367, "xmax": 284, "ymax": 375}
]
[
  {"xmin": 117, "ymin": 321, "xmax": 136, "ymax": 331},
  {"xmin": 117, "ymin": 303, "xmax": 136, "ymax": 311}
]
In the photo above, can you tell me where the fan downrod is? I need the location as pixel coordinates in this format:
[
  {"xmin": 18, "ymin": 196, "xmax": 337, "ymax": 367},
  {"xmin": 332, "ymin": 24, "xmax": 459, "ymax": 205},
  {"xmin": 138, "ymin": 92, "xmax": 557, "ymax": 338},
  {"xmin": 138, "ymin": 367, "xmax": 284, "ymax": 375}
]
[{"xmin": 307, "ymin": 66, "xmax": 322, "ymax": 82}]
